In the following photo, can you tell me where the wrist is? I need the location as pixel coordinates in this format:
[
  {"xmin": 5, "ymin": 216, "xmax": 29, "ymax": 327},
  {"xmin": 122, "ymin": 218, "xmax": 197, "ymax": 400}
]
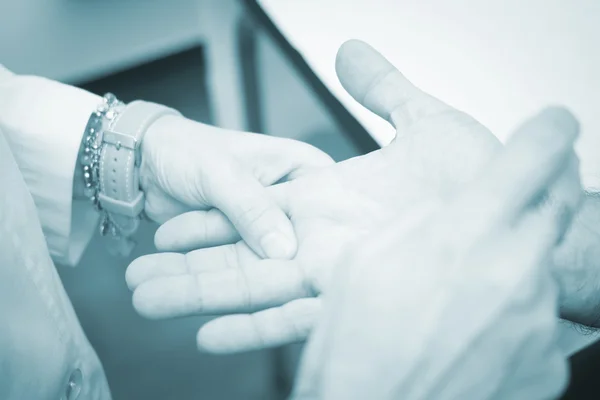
[
  {"xmin": 139, "ymin": 114, "xmax": 182, "ymax": 194},
  {"xmin": 555, "ymin": 193, "xmax": 600, "ymax": 326},
  {"xmin": 74, "ymin": 94, "xmax": 180, "ymax": 255},
  {"xmin": 95, "ymin": 100, "xmax": 180, "ymax": 242}
]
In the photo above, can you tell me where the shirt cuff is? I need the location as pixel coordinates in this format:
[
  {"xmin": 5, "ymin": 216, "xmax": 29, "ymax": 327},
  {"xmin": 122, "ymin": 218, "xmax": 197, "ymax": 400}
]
[{"xmin": 0, "ymin": 72, "xmax": 102, "ymax": 266}]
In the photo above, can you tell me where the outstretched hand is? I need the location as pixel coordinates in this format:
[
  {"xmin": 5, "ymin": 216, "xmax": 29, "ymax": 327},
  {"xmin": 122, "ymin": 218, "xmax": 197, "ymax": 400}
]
[
  {"xmin": 291, "ymin": 106, "xmax": 581, "ymax": 400},
  {"xmin": 139, "ymin": 114, "xmax": 333, "ymax": 260},
  {"xmin": 126, "ymin": 40, "xmax": 579, "ymax": 354}
]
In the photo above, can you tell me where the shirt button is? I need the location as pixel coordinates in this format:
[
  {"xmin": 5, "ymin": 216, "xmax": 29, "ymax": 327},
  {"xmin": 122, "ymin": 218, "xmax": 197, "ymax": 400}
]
[{"xmin": 65, "ymin": 369, "xmax": 83, "ymax": 400}]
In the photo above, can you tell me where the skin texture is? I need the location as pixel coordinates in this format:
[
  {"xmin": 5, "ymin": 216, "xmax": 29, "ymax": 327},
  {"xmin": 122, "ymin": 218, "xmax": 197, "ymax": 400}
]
[
  {"xmin": 125, "ymin": 40, "xmax": 591, "ymax": 355},
  {"xmin": 292, "ymin": 106, "xmax": 581, "ymax": 399},
  {"xmin": 553, "ymin": 193, "xmax": 600, "ymax": 326},
  {"xmin": 138, "ymin": 115, "xmax": 333, "ymax": 260}
]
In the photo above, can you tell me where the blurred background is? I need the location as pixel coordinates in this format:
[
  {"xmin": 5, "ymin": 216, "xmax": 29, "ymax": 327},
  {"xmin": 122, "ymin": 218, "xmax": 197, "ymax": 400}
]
[{"xmin": 1, "ymin": 0, "xmax": 599, "ymax": 399}]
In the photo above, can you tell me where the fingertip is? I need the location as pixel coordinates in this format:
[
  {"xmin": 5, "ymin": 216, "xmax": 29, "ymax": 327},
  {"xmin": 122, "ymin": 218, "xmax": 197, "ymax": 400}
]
[
  {"xmin": 125, "ymin": 254, "xmax": 158, "ymax": 291},
  {"xmin": 212, "ymin": 171, "xmax": 298, "ymax": 260},
  {"xmin": 335, "ymin": 39, "xmax": 440, "ymax": 129},
  {"xmin": 125, "ymin": 258, "xmax": 142, "ymax": 291},
  {"xmin": 537, "ymin": 106, "xmax": 580, "ymax": 140},
  {"xmin": 196, "ymin": 324, "xmax": 220, "ymax": 353},
  {"xmin": 515, "ymin": 106, "xmax": 579, "ymax": 153},
  {"xmin": 338, "ymin": 38, "xmax": 370, "ymax": 51},
  {"xmin": 483, "ymin": 107, "xmax": 582, "ymax": 213},
  {"xmin": 259, "ymin": 222, "xmax": 298, "ymax": 260},
  {"xmin": 335, "ymin": 39, "xmax": 373, "ymax": 70},
  {"xmin": 196, "ymin": 318, "xmax": 247, "ymax": 354},
  {"xmin": 335, "ymin": 39, "xmax": 392, "ymax": 101},
  {"xmin": 236, "ymin": 203, "xmax": 298, "ymax": 259},
  {"xmin": 196, "ymin": 326, "xmax": 211, "ymax": 353},
  {"xmin": 125, "ymin": 253, "xmax": 186, "ymax": 291},
  {"xmin": 132, "ymin": 278, "xmax": 184, "ymax": 320},
  {"xmin": 153, "ymin": 224, "xmax": 172, "ymax": 251},
  {"xmin": 132, "ymin": 284, "xmax": 157, "ymax": 320}
]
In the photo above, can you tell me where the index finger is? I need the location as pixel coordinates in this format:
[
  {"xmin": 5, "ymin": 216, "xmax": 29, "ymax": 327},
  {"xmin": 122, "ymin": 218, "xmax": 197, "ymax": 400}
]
[
  {"xmin": 155, "ymin": 182, "xmax": 292, "ymax": 252},
  {"xmin": 454, "ymin": 107, "xmax": 579, "ymax": 224}
]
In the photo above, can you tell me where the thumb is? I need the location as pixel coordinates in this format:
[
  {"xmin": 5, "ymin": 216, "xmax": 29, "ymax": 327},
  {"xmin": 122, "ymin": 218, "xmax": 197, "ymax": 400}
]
[
  {"xmin": 335, "ymin": 39, "xmax": 450, "ymax": 131},
  {"xmin": 202, "ymin": 162, "xmax": 297, "ymax": 260},
  {"xmin": 336, "ymin": 39, "xmax": 502, "ymax": 186}
]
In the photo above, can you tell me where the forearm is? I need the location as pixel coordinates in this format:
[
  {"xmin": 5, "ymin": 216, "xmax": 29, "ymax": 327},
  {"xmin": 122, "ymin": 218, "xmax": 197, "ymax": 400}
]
[
  {"xmin": 555, "ymin": 192, "xmax": 600, "ymax": 327},
  {"xmin": 0, "ymin": 66, "xmax": 102, "ymax": 265}
]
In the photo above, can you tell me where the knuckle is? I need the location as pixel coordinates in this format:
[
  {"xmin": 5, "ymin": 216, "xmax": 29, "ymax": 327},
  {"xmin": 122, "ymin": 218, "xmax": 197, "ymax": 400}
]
[
  {"xmin": 201, "ymin": 208, "xmax": 221, "ymax": 242},
  {"xmin": 232, "ymin": 202, "xmax": 274, "ymax": 230},
  {"xmin": 192, "ymin": 274, "xmax": 205, "ymax": 313}
]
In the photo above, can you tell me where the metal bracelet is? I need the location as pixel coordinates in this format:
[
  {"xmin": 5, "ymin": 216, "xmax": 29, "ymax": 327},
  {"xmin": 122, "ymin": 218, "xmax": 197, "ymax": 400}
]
[{"xmin": 79, "ymin": 93, "xmax": 125, "ymax": 213}]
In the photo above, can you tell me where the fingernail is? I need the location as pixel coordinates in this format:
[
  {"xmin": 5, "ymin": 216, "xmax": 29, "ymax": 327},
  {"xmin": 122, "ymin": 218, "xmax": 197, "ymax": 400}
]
[{"xmin": 260, "ymin": 232, "xmax": 296, "ymax": 259}]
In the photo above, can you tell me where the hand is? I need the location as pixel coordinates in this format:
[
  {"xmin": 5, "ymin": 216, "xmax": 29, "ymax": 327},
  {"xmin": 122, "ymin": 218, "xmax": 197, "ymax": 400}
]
[
  {"xmin": 139, "ymin": 116, "xmax": 333, "ymax": 259},
  {"xmin": 125, "ymin": 41, "xmax": 579, "ymax": 353},
  {"xmin": 552, "ymin": 192, "xmax": 600, "ymax": 327},
  {"xmin": 291, "ymin": 107, "xmax": 581, "ymax": 400},
  {"xmin": 126, "ymin": 40, "xmax": 500, "ymax": 349}
]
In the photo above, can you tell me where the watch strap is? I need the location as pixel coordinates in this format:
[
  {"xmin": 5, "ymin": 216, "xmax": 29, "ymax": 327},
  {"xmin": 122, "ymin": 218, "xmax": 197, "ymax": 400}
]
[{"xmin": 98, "ymin": 100, "xmax": 180, "ymax": 237}]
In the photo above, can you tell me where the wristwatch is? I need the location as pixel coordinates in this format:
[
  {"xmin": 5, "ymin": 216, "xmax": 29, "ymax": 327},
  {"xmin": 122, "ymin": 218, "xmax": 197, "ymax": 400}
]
[{"xmin": 97, "ymin": 100, "xmax": 181, "ymax": 252}]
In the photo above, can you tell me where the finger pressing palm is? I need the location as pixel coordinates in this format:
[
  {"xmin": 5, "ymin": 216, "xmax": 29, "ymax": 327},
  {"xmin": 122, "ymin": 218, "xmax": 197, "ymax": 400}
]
[{"xmin": 125, "ymin": 40, "xmax": 517, "ymax": 353}]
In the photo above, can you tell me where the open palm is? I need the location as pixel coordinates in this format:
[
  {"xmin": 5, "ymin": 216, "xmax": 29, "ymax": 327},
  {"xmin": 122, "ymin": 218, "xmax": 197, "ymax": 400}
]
[{"xmin": 125, "ymin": 40, "xmax": 502, "ymax": 352}]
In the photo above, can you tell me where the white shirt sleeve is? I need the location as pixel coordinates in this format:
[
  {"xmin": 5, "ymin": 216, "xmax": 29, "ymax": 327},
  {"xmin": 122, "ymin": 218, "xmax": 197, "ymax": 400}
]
[{"xmin": 0, "ymin": 64, "xmax": 101, "ymax": 267}]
